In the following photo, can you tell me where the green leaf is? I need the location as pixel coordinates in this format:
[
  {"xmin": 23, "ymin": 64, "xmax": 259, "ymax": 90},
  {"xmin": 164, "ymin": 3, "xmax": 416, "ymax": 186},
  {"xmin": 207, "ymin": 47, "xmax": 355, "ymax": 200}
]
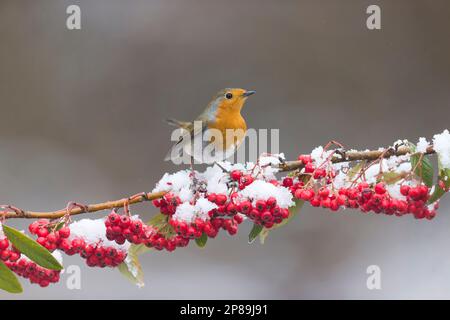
[
  {"xmin": 195, "ymin": 232, "xmax": 208, "ymax": 248},
  {"xmin": 0, "ymin": 261, "xmax": 23, "ymax": 294},
  {"xmin": 381, "ymin": 171, "xmax": 404, "ymax": 185},
  {"xmin": 259, "ymin": 199, "xmax": 304, "ymax": 244},
  {"xmin": 411, "ymin": 154, "xmax": 434, "ymax": 187},
  {"xmin": 259, "ymin": 228, "xmax": 270, "ymax": 245},
  {"xmin": 428, "ymin": 168, "xmax": 450, "ymax": 204},
  {"xmin": 278, "ymin": 199, "xmax": 304, "ymax": 228},
  {"xmin": 2, "ymin": 225, "xmax": 63, "ymax": 271},
  {"xmin": 347, "ymin": 161, "xmax": 366, "ymax": 180},
  {"xmin": 147, "ymin": 213, "xmax": 168, "ymax": 227},
  {"xmin": 117, "ymin": 249, "xmax": 144, "ymax": 288},
  {"xmin": 129, "ymin": 243, "xmax": 151, "ymax": 256},
  {"xmin": 53, "ymin": 221, "xmax": 66, "ymax": 232},
  {"xmin": 146, "ymin": 213, "xmax": 175, "ymax": 238},
  {"xmin": 248, "ymin": 224, "xmax": 263, "ymax": 244}
]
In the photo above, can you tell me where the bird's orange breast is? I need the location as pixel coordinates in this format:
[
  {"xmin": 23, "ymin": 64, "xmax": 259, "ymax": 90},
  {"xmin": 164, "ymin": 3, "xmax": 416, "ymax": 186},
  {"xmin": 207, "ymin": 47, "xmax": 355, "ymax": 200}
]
[{"xmin": 208, "ymin": 108, "xmax": 247, "ymax": 150}]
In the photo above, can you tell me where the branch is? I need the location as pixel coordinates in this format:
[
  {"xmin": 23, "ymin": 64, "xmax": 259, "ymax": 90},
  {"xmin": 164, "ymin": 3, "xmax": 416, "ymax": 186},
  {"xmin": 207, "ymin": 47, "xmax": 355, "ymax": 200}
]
[
  {"xmin": 1, "ymin": 191, "xmax": 167, "ymax": 220},
  {"xmin": 279, "ymin": 145, "xmax": 436, "ymax": 172},
  {"xmin": 0, "ymin": 145, "xmax": 437, "ymax": 220}
]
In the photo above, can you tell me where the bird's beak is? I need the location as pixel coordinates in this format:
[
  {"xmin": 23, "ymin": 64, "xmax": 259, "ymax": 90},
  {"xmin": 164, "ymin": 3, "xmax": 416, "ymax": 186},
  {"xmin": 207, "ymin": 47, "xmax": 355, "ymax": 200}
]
[{"xmin": 242, "ymin": 90, "xmax": 256, "ymax": 97}]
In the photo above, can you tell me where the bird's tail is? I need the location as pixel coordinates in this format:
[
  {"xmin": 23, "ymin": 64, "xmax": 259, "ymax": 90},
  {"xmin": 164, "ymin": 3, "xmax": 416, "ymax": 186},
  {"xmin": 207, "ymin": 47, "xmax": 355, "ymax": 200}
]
[{"xmin": 165, "ymin": 118, "xmax": 191, "ymax": 130}]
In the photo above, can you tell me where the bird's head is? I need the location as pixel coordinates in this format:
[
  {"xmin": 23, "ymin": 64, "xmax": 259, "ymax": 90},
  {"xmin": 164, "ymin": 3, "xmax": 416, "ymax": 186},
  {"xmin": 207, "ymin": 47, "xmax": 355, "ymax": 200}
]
[{"xmin": 211, "ymin": 88, "xmax": 256, "ymax": 113}]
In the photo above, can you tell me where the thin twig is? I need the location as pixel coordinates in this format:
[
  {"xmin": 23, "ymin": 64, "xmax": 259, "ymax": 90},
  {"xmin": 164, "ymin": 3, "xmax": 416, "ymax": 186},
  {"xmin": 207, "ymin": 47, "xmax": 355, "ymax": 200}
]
[{"xmin": 2, "ymin": 191, "xmax": 167, "ymax": 220}]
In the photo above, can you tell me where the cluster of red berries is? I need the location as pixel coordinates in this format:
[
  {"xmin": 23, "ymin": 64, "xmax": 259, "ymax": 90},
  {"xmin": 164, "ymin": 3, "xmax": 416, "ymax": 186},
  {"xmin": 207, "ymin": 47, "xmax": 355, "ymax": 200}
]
[
  {"xmin": 105, "ymin": 211, "xmax": 190, "ymax": 252},
  {"xmin": 0, "ymin": 237, "xmax": 21, "ymax": 263},
  {"xmin": 161, "ymin": 191, "xmax": 243, "ymax": 239},
  {"xmin": 1, "ymin": 226, "xmax": 60, "ymax": 288},
  {"xmin": 143, "ymin": 228, "xmax": 190, "ymax": 251},
  {"xmin": 207, "ymin": 192, "xmax": 242, "ymax": 219},
  {"xmin": 6, "ymin": 258, "xmax": 60, "ymax": 287},
  {"xmin": 298, "ymin": 154, "xmax": 329, "ymax": 179},
  {"xmin": 29, "ymin": 219, "xmax": 126, "ymax": 267},
  {"xmin": 76, "ymin": 241, "xmax": 126, "ymax": 268},
  {"xmin": 105, "ymin": 212, "xmax": 147, "ymax": 245},
  {"xmin": 236, "ymin": 197, "xmax": 289, "ymax": 228},
  {"xmin": 291, "ymin": 181, "xmax": 437, "ymax": 219},
  {"xmin": 61, "ymin": 236, "xmax": 126, "ymax": 268},
  {"xmin": 230, "ymin": 170, "xmax": 255, "ymax": 190},
  {"xmin": 29, "ymin": 219, "xmax": 72, "ymax": 252},
  {"xmin": 153, "ymin": 193, "xmax": 182, "ymax": 216},
  {"xmin": 169, "ymin": 214, "xmax": 243, "ymax": 239}
]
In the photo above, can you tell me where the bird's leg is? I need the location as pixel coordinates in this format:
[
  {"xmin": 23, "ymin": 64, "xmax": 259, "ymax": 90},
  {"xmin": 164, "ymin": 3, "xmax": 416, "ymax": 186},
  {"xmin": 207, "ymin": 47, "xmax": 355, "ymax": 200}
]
[{"xmin": 189, "ymin": 156, "xmax": 198, "ymax": 187}]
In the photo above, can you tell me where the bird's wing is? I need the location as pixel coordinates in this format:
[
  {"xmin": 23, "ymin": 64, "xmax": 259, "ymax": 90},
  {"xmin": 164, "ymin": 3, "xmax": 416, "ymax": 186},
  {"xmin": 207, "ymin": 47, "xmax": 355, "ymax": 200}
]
[
  {"xmin": 165, "ymin": 118, "xmax": 193, "ymax": 131},
  {"xmin": 164, "ymin": 120, "xmax": 208, "ymax": 161}
]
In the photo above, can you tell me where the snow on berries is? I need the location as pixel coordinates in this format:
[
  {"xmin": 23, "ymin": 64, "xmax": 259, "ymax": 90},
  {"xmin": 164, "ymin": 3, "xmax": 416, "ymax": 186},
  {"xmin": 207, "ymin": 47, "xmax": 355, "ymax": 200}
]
[
  {"xmin": 152, "ymin": 157, "xmax": 295, "ymax": 235},
  {"xmin": 67, "ymin": 218, "xmax": 128, "ymax": 267}
]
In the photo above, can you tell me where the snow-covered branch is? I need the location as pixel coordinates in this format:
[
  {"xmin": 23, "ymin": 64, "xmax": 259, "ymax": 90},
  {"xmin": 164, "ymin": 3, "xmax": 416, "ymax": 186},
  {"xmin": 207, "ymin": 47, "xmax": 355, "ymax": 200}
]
[{"xmin": 1, "ymin": 130, "xmax": 449, "ymax": 292}]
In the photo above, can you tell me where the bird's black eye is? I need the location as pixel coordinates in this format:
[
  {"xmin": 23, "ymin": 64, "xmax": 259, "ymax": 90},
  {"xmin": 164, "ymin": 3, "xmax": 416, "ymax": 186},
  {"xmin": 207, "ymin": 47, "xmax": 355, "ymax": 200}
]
[{"xmin": 225, "ymin": 92, "xmax": 233, "ymax": 99}]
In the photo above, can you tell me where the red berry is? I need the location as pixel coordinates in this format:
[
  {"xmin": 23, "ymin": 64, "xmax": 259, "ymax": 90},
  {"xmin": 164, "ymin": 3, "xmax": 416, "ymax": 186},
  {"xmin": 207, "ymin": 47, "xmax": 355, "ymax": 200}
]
[
  {"xmin": 281, "ymin": 208, "xmax": 289, "ymax": 219},
  {"xmin": 9, "ymin": 252, "xmax": 20, "ymax": 262},
  {"xmin": 131, "ymin": 220, "xmax": 143, "ymax": 234},
  {"xmin": 108, "ymin": 212, "xmax": 120, "ymax": 225},
  {"xmin": 233, "ymin": 214, "xmax": 244, "ymax": 224},
  {"xmin": 282, "ymin": 177, "xmax": 294, "ymax": 187},
  {"xmin": 28, "ymin": 222, "xmax": 39, "ymax": 234},
  {"xmin": 37, "ymin": 237, "xmax": 47, "ymax": 246},
  {"xmin": 261, "ymin": 211, "xmax": 273, "ymax": 222},
  {"xmin": 71, "ymin": 238, "xmax": 86, "ymax": 251},
  {"xmin": 36, "ymin": 228, "xmax": 49, "ymax": 238},
  {"xmin": 0, "ymin": 239, "xmax": 9, "ymax": 250},
  {"xmin": 319, "ymin": 188, "xmax": 329, "ymax": 198},
  {"xmin": 266, "ymin": 197, "xmax": 277, "ymax": 209},
  {"xmin": 46, "ymin": 233, "xmax": 58, "ymax": 243},
  {"xmin": 374, "ymin": 183, "xmax": 386, "ymax": 194},
  {"xmin": 314, "ymin": 169, "xmax": 326, "ymax": 179},
  {"xmin": 215, "ymin": 194, "xmax": 228, "ymax": 205},
  {"xmin": 120, "ymin": 216, "xmax": 131, "ymax": 228},
  {"xmin": 337, "ymin": 194, "xmax": 347, "ymax": 206},
  {"xmin": 230, "ymin": 170, "xmax": 242, "ymax": 181},
  {"xmin": 238, "ymin": 201, "xmax": 252, "ymax": 214},
  {"xmin": 301, "ymin": 190, "xmax": 314, "ymax": 201},
  {"xmin": 59, "ymin": 239, "xmax": 71, "ymax": 252},
  {"xmin": 298, "ymin": 155, "xmax": 312, "ymax": 164},
  {"xmin": 152, "ymin": 199, "xmax": 161, "ymax": 207},
  {"xmin": 227, "ymin": 225, "xmax": 238, "ymax": 235},
  {"xmin": 419, "ymin": 185, "xmax": 429, "ymax": 197},
  {"xmin": 207, "ymin": 193, "xmax": 217, "ymax": 203},
  {"xmin": 304, "ymin": 163, "xmax": 315, "ymax": 173},
  {"xmin": 226, "ymin": 203, "xmax": 237, "ymax": 214},
  {"xmin": 0, "ymin": 250, "xmax": 11, "ymax": 261},
  {"xmin": 240, "ymin": 175, "xmax": 254, "ymax": 186},
  {"xmin": 310, "ymin": 197, "xmax": 321, "ymax": 207},
  {"xmin": 400, "ymin": 185, "xmax": 410, "ymax": 196},
  {"xmin": 255, "ymin": 200, "xmax": 267, "ymax": 212},
  {"xmin": 58, "ymin": 227, "xmax": 71, "ymax": 239}
]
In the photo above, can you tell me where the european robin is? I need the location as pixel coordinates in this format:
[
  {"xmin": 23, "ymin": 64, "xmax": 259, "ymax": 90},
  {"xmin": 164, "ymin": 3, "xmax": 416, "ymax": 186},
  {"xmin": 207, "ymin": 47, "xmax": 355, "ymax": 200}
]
[{"xmin": 165, "ymin": 88, "xmax": 255, "ymax": 164}]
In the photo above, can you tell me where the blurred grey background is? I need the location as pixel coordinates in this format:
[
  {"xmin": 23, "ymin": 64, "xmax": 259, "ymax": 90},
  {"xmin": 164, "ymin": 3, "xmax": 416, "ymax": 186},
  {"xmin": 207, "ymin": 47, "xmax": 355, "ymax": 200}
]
[{"xmin": 1, "ymin": 0, "xmax": 450, "ymax": 299}]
